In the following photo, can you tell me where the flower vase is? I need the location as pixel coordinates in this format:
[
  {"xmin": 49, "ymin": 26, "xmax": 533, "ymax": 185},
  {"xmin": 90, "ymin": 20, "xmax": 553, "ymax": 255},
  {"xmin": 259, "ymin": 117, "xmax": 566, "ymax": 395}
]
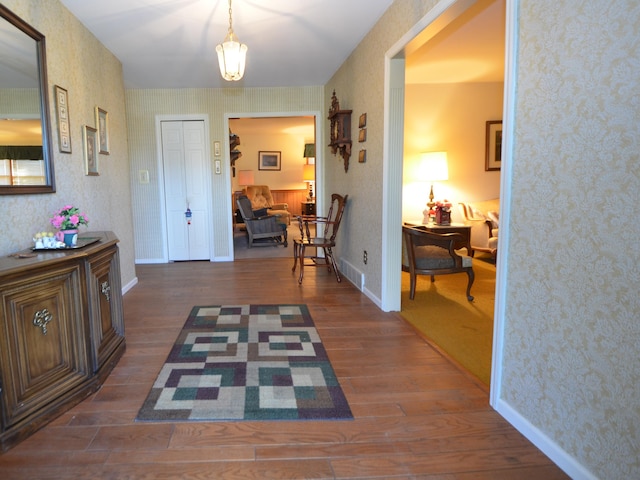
[{"xmin": 56, "ymin": 229, "xmax": 78, "ymax": 247}]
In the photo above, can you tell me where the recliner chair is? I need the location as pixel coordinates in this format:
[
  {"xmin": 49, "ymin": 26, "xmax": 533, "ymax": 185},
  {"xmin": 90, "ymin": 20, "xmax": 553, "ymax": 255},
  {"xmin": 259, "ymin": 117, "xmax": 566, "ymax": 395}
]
[{"xmin": 243, "ymin": 185, "xmax": 290, "ymax": 225}]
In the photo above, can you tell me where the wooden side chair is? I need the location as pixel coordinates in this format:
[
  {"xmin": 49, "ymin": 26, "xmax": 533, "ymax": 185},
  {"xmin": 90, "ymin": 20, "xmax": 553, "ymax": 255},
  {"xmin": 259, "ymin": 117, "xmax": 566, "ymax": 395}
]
[
  {"xmin": 402, "ymin": 225, "xmax": 474, "ymax": 301},
  {"xmin": 292, "ymin": 194, "xmax": 348, "ymax": 284},
  {"xmin": 236, "ymin": 195, "xmax": 288, "ymax": 248}
]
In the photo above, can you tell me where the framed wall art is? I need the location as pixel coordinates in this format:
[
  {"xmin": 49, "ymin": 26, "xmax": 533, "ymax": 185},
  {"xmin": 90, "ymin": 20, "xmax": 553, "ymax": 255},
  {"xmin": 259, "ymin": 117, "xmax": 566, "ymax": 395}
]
[
  {"xmin": 485, "ymin": 120, "xmax": 502, "ymax": 171},
  {"xmin": 258, "ymin": 151, "xmax": 281, "ymax": 171},
  {"xmin": 54, "ymin": 85, "xmax": 71, "ymax": 153},
  {"xmin": 95, "ymin": 106, "xmax": 109, "ymax": 154},
  {"xmin": 83, "ymin": 125, "xmax": 98, "ymax": 176}
]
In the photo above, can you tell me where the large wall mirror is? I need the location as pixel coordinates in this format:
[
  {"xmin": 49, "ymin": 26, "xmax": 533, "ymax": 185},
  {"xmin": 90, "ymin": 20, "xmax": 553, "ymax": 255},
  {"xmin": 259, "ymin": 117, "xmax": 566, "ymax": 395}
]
[{"xmin": 0, "ymin": 5, "xmax": 55, "ymax": 194}]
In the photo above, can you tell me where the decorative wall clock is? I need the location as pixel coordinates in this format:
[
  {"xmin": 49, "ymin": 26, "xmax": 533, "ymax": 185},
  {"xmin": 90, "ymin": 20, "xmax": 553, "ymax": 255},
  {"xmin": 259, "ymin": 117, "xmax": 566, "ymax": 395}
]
[{"xmin": 328, "ymin": 90, "xmax": 352, "ymax": 172}]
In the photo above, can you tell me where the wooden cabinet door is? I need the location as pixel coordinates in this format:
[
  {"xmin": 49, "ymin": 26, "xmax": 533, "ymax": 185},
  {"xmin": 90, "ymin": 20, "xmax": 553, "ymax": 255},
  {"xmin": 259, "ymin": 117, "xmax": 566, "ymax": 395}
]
[
  {"xmin": 0, "ymin": 263, "xmax": 90, "ymax": 430},
  {"xmin": 86, "ymin": 244, "xmax": 124, "ymax": 372}
]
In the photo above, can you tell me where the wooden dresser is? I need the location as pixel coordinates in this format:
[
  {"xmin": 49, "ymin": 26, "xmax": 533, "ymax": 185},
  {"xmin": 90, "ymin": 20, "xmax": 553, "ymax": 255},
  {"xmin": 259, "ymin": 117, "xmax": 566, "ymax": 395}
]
[{"xmin": 0, "ymin": 231, "xmax": 125, "ymax": 452}]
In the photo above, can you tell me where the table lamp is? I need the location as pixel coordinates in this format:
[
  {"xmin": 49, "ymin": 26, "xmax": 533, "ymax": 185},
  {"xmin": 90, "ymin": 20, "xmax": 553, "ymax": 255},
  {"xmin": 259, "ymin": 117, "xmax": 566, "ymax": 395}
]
[
  {"xmin": 303, "ymin": 164, "xmax": 315, "ymax": 199},
  {"xmin": 421, "ymin": 151, "xmax": 449, "ymax": 209},
  {"xmin": 237, "ymin": 169, "xmax": 254, "ymax": 189}
]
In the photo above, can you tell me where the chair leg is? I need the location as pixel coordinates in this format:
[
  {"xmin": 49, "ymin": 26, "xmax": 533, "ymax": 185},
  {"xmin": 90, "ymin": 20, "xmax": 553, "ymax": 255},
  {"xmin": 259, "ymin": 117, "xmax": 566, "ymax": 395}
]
[
  {"xmin": 291, "ymin": 242, "xmax": 298, "ymax": 272},
  {"xmin": 326, "ymin": 247, "xmax": 341, "ymax": 282},
  {"xmin": 297, "ymin": 245, "xmax": 306, "ymax": 284},
  {"xmin": 465, "ymin": 268, "xmax": 475, "ymax": 301},
  {"xmin": 409, "ymin": 273, "xmax": 416, "ymax": 300}
]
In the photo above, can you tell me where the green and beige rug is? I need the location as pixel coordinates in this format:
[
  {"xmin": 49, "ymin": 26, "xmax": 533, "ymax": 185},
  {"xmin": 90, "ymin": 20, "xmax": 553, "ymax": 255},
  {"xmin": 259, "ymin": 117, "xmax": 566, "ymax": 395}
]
[{"xmin": 136, "ymin": 304, "xmax": 352, "ymax": 422}]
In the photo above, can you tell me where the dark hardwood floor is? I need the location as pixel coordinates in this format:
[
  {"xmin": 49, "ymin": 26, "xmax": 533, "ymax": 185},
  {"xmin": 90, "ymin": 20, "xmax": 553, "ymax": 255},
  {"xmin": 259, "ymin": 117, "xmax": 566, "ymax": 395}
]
[{"xmin": 0, "ymin": 259, "xmax": 569, "ymax": 479}]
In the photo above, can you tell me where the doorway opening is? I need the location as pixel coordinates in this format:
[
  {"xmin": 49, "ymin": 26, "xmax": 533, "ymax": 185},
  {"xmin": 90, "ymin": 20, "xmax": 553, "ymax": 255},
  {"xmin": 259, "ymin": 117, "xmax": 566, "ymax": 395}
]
[
  {"xmin": 226, "ymin": 114, "xmax": 319, "ymax": 260},
  {"xmin": 382, "ymin": 0, "xmax": 513, "ymax": 395}
]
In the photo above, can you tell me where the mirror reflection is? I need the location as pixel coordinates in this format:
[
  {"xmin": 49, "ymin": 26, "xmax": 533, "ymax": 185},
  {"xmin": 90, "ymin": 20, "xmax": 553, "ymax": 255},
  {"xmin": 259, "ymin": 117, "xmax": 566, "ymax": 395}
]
[{"xmin": 0, "ymin": 5, "xmax": 55, "ymax": 194}]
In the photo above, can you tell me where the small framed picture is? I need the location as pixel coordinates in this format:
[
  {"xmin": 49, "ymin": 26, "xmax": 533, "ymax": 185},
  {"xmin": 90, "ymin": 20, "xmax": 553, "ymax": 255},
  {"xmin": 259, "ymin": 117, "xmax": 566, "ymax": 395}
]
[
  {"xmin": 359, "ymin": 113, "xmax": 367, "ymax": 128},
  {"xmin": 485, "ymin": 120, "xmax": 502, "ymax": 171},
  {"xmin": 359, "ymin": 149, "xmax": 366, "ymax": 163},
  {"xmin": 54, "ymin": 85, "xmax": 71, "ymax": 153},
  {"xmin": 95, "ymin": 107, "xmax": 109, "ymax": 154},
  {"xmin": 83, "ymin": 125, "xmax": 99, "ymax": 176},
  {"xmin": 258, "ymin": 151, "xmax": 281, "ymax": 171},
  {"xmin": 358, "ymin": 128, "xmax": 366, "ymax": 143}
]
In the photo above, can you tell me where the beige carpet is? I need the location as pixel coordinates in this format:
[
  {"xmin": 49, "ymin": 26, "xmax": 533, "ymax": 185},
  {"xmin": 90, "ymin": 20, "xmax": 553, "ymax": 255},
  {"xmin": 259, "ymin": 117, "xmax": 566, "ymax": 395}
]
[{"xmin": 399, "ymin": 254, "xmax": 496, "ymax": 385}]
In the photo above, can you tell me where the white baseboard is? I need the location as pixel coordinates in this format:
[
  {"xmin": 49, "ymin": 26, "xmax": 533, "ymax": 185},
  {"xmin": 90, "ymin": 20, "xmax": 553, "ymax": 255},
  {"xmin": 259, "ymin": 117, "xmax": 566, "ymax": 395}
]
[
  {"xmin": 122, "ymin": 277, "xmax": 138, "ymax": 295},
  {"xmin": 495, "ymin": 398, "xmax": 597, "ymax": 480},
  {"xmin": 135, "ymin": 258, "xmax": 166, "ymax": 264}
]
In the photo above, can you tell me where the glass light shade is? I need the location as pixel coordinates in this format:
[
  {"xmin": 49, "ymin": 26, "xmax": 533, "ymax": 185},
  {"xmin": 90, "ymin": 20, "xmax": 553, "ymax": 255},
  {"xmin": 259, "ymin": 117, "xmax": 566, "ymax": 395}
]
[
  {"xmin": 421, "ymin": 152, "xmax": 449, "ymax": 182},
  {"xmin": 237, "ymin": 169, "xmax": 254, "ymax": 186},
  {"xmin": 216, "ymin": 31, "xmax": 247, "ymax": 81},
  {"xmin": 302, "ymin": 164, "xmax": 315, "ymax": 182}
]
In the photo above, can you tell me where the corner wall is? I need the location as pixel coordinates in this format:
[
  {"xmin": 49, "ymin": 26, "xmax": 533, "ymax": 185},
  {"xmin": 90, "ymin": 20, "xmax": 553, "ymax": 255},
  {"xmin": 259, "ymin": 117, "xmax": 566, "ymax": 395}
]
[
  {"xmin": 0, "ymin": 0, "xmax": 136, "ymax": 290},
  {"xmin": 327, "ymin": 0, "xmax": 639, "ymax": 478}
]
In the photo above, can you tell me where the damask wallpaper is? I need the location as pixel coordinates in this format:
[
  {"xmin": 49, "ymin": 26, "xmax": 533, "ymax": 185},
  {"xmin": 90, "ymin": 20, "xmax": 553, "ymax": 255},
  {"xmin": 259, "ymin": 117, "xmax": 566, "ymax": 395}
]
[
  {"xmin": 0, "ymin": 0, "xmax": 136, "ymax": 290},
  {"xmin": 328, "ymin": 0, "xmax": 639, "ymax": 478}
]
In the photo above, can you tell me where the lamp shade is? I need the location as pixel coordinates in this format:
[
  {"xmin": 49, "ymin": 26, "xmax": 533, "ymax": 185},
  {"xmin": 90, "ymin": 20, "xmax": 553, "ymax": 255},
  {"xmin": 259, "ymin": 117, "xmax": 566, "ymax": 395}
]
[
  {"xmin": 421, "ymin": 152, "xmax": 449, "ymax": 182},
  {"xmin": 303, "ymin": 143, "xmax": 316, "ymax": 158},
  {"xmin": 302, "ymin": 164, "xmax": 315, "ymax": 182},
  {"xmin": 237, "ymin": 169, "xmax": 254, "ymax": 186}
]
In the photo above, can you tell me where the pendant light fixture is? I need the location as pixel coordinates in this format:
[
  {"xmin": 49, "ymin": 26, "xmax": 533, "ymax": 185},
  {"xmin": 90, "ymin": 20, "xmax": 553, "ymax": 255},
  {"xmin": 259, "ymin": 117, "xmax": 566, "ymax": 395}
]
[{"xmin": 216, "ymin": 0, "xmax": 248, "ymax": 81}]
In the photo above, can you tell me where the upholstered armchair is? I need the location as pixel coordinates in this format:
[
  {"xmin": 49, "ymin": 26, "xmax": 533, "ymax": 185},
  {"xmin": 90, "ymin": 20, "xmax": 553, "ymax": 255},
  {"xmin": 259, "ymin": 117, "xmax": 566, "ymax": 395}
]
[
  {"xmin": 236, "ymin": 196, "xmax": 288, "ymax": 248},
  {"xmin": 402, "ymin": 225, "xmax": 474, "ymax": 301},
  {"xmin": 243, "ymin": 185, "xmax": 290, "ymax": 225},
  {"xmin": 458, "ymin": 201, "xmax": 499, "ymax": 259}
]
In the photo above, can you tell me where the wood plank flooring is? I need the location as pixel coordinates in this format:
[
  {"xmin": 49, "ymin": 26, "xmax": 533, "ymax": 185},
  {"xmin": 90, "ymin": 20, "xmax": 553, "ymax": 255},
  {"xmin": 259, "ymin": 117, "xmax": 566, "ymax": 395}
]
[{"xmin": 0, "ymin": 259, "xmax": 569, "ymax": 479}]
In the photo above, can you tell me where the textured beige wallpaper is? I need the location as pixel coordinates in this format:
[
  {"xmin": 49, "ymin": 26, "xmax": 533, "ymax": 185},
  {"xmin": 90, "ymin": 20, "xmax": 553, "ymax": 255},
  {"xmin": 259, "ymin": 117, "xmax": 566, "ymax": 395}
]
[
  {"xmin": 329, "ymin": 0, "xmax": 639, "ymax": 478},
  {"xmin": 502, "ymin": 1, "xmax": 640, "ymax": 478},
  {"xmin": 0, "ymin": 0, "xmax": 136, "ymax": 290},
  {"xmin": 125, "ymin": 87, "xmax": 323, "ymax": 261}
]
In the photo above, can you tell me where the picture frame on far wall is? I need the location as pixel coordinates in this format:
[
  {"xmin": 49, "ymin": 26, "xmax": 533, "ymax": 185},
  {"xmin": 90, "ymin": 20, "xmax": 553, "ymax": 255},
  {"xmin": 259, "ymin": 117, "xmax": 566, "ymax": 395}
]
[
  {"xmin": 83, "ymin": 125, "xmax": 99, "ymax": 176},
  {"xmin": 258, "ymin": 151, "xmax": 281, "ymax": 171},
  {"xmin": 54, "ymin": 85, "xmax": 71, "ymax": 153},
  {"xmin": 95, "ymin": 106, "xmax": 109, "ymax": 154},
  {"xmin": 485, "ymin": 120, "xmax": 502, "ymax": 171}
]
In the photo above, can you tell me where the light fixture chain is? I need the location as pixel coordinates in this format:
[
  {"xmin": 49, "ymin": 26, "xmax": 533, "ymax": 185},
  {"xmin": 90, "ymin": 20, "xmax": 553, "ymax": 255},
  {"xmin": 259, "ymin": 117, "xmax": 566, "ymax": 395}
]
[{"xmin": 228, "ymin": 0, "xmax": 233, "ymax": 33}]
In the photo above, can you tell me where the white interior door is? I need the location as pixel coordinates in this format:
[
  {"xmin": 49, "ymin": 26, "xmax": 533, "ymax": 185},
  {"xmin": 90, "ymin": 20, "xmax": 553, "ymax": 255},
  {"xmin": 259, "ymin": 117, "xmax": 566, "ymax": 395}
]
[{"xmin": 161, "ymin": 120, "xmax": 210, "ymax": 261}]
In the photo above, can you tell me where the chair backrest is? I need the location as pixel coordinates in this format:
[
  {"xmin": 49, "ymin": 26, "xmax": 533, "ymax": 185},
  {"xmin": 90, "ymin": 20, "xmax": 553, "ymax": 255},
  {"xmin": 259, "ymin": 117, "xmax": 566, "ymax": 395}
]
[
  {"xmin": 325, "ymin": 193, "xmax": 348, "ymax": 241},
  {"xmin": 236, "ymin": 195, "xmax": 255, "ymax": 221},
  {"xmin": 244, "ymin": 185, "xmax": 274, "ymax": 209}
]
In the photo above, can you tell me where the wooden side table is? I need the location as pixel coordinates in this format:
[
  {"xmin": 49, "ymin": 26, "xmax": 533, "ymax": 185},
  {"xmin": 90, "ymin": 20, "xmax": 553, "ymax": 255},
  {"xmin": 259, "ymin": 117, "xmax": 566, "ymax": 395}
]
[
  {"xmin": 405, "ymin": 221, "xmax": 472, "ymax": 256},
  {"xmin": 301, "ymin": 202, "xmax": 316, "ymax": 216}
]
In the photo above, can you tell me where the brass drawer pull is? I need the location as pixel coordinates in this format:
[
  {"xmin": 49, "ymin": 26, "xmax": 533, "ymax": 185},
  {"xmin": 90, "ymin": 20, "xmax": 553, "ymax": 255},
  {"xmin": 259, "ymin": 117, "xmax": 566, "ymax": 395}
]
[
  {"xmin": 101, "ymin": 281, "xmax": 111, "ymax": 302},
  {"xmin": 32, "ymin": 309, "xmax": 53, "ymax": 335}
]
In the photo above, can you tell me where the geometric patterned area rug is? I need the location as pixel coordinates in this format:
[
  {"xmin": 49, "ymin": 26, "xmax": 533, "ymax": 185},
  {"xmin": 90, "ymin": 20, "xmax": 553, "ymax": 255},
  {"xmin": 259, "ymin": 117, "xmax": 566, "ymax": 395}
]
[{"xmin": 136, "ymin": 304, "xmax": 353, "ymax": 422}]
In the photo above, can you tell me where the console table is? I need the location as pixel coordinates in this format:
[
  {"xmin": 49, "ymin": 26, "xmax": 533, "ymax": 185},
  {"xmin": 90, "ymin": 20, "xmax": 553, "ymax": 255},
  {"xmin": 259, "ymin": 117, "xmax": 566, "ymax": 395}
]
[
  {"xmin": 404, "ymin": 221, "xmax": 472, "ymax": 256},
  {"xmin": 0, "ymin": 232, "xmax": 125, "ymax": 452}
]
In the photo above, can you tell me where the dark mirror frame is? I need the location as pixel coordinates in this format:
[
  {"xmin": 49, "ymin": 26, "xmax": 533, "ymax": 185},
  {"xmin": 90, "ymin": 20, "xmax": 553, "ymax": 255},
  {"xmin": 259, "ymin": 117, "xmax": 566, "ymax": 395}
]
[{"xmin": 0, "ymin": 5, "xmax": 55, "ymax": 195}]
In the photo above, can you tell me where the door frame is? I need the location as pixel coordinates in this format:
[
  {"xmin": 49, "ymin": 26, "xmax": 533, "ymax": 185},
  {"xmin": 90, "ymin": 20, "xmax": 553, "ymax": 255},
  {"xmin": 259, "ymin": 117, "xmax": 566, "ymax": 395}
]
[
  {"xmin": 223, "ymin": 111, "xmax": 323, "ymax": 260},
  {"xmin": 155, "ymin": 114, "xmax": 213, "ymax": 263},
  {"xmin": 380, "ymin": 0, "xmax": 515, "ymax": 399}
]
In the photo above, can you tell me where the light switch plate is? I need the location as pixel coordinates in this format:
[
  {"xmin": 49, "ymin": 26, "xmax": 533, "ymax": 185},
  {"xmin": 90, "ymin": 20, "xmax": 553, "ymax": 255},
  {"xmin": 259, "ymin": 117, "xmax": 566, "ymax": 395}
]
[
  {"xmin": 214, "ymin": 141, "xmax": 221, "ymax": 157},
  {"xmin": 139, "ymin": 170, "xmax": 149, "ymax": 184},
  {"xmin": 214, "ymin": 159, "xmax": 221, "ymax": 174}
]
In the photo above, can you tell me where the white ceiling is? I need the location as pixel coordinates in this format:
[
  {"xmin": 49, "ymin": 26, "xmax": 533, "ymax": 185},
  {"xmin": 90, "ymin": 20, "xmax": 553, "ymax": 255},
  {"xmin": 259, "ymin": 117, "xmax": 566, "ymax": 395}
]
[
  {"xmin": 58, "ymin": 0, "xmax": 504, "ymax": 90},
  {"xmin": 58, "ymin": 0, "xmax": 394, "ymax": 89}
]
